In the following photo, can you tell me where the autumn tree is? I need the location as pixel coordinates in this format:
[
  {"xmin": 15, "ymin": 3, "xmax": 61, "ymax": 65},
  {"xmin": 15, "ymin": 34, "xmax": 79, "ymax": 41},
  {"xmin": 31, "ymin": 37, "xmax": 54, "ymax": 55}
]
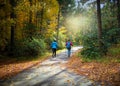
[{"xmin": 0, "ymin": 0, "xmax": 60, "ymax": 57}]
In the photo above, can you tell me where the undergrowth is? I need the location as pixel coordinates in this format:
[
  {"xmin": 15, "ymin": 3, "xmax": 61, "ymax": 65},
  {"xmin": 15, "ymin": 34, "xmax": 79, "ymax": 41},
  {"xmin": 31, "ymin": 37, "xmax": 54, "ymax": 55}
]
[{"xmin": 81, "ymin": 43, "xmax": 120, "ymax": 63}]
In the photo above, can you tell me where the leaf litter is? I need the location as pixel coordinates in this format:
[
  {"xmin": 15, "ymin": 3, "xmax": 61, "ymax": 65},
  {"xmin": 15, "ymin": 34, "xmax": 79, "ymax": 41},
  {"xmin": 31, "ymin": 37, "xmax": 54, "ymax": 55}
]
[{"xmin": 64, "ymin": 52, "xmax": 120, "ymax": 86}]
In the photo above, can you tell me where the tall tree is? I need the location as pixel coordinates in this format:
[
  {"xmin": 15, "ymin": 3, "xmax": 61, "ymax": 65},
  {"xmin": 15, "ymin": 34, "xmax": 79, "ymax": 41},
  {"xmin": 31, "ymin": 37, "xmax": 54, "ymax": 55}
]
[
  {"xmin": 56, "ymin": 6, "xmax": 60, "ymax": 42},
  {"xmin": 40, "ymin": 0, "xmax": 44, "ymax": 36},
  {"xmin": 97, "ymin": 0, "xmax": 103, "ymax": 53},
  {"xmin": 29, "ymin": 0, "xmax": 32, "ymax": 24},
  {"xmin": 0, "ymin": 1, "xmax": 11, "ymax": 52},
  {"xmin": 9, "ymin": 0, "xmax": 16, "ymax": 55},
  {"xmin": 117, "ymin": 0, "xmax": 120, "ymax": 27}
]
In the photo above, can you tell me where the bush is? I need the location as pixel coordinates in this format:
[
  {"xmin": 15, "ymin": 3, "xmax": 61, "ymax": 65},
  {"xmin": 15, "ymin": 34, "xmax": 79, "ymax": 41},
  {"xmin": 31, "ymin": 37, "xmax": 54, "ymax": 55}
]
[
  {"xmin": 105, "ymin": 28, "xmax": 120, "ymax": 44},
  {"xmin": 80, "ymin": 27, "xmax": 120, "ymax": 58},
  {"xmin": 13, "ymin": 38, "xmax": 46, "ymax": 57},
  {"xmin": 80, "ymin": 31, "xmax": 101, "ymax": 58}
]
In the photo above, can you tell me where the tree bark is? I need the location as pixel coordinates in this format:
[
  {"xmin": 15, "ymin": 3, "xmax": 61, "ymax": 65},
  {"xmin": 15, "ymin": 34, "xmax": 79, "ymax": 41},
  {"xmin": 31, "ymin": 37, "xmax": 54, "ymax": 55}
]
[
  {"xmin": 29, "ymin": 0, "xmax": 33, "ymax": 39},
  {"xmin": 40, "ymin": 0, "xmax": 44, "ymax": 37},
  {"xmin": 29, "ymin": 0, "xmax": 32, "ymax": 24},
  {"xmin": 117, "ymin": 0, "xmax": 120, "ymax": 27},
  {"xmin": 56, "ymin": 6, "xmax": 60, "ymax": 42},
  {"xmin": 9, "ymin": 0, "xmax": 16, "ymax": 56},
  {"xmin": 97, "ymin": 0, "xmax": 102, "ymax": 52}
]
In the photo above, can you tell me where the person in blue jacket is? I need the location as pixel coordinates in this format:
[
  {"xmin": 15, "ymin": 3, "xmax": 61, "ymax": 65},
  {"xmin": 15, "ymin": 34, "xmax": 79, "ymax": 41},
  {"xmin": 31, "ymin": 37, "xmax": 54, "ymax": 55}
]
[{"xmin": 51, "ymin": 40, "xmax": 58, "ymax": 57}]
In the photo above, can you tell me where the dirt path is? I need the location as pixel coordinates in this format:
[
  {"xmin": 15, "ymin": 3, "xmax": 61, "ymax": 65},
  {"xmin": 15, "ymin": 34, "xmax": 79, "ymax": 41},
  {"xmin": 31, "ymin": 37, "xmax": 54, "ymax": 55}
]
[{"xmin": 0, "ymin": 47, "xmax": 100, "ymax": 86}]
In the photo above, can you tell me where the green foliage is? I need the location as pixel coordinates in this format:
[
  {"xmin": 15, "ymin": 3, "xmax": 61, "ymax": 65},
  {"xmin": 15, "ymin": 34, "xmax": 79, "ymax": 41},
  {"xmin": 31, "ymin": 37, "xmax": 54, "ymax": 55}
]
[
  {"xmin": 80, "ymin": 27, "xmax": 120, "ymax": 58},
  {"xmin": 104, "ymin": 28, "xmax": 120, "ymax": 44},
  {"xmin": 80, "ymin": 30, "xmax": 101, "ymax": 58},
  {"xmin": 81, "ymin": 43, "xmax": 120, "ymax": 63},
  {"xmin": 13, "ymin": 38, "xmax": 46, "ymax": 57},
  {"xmin": 102, "ymin": 1, "xmax": 118, "ymax": 29}
]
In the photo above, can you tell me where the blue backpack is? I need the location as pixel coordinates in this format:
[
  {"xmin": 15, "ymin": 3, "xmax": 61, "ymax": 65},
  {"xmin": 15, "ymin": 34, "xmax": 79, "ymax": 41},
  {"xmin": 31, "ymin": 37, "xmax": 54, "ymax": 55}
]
[{"xmin": 66, "ymin": 42, "xmax": 71, "ymax": 48}]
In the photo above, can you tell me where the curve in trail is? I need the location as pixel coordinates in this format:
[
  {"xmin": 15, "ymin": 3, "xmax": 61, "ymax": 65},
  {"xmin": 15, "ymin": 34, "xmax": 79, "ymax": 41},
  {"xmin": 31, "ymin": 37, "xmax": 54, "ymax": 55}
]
[{"xmin": 0, "ymin": 46, "xmax": 101, "ymax": 86}]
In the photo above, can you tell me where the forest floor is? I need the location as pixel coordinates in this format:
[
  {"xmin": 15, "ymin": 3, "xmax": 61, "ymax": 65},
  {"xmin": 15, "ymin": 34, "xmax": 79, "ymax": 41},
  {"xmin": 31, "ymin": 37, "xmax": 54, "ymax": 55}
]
[
  {"xmin": 65, "ymin": 51, "xmax": 120, "ymax": 86},
  {"xmin": 65, "ymin": 44, "xmax": 120, "ymax": 86},
  {"xmin": 0, "ymin": 45, "xmax": 120, "ymax": 86}
]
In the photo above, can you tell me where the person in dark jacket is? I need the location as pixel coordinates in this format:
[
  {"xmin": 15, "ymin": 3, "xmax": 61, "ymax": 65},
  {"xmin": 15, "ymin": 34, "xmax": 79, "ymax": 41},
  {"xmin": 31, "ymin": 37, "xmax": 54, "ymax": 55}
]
[{"xmin": 51, "ymin": 40, "xmax": 58, "ymax": 57}]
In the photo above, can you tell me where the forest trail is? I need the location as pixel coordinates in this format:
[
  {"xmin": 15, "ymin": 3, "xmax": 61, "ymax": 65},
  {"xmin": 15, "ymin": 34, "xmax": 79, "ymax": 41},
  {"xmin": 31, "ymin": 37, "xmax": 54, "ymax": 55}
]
[{"xmin": 0, "ymin": 46, "xmax": 100, "ymax": 86}]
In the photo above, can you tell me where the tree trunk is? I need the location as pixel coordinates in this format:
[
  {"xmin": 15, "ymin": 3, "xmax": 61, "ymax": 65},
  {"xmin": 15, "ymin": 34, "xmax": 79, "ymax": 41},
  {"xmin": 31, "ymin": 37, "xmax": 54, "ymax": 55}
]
[
  {"xmin": 97, "ymin": 0, "xmax": 102, "ymax": 53},
  {"xmin": 40, "ymin": 8, "xmax": 43, "ymax": 34},
  {"xmin": 40, "ymin": 0, "xmax": 44, "ymax": 37},
  {"xmin": 9, "ymin": 0, "xmax": 16, "ymax": 56},
  {"xmin": 56, "ymin": 6, "xmax": 60, "ymax": 42},
  {"xmin": 29, "ymin": 0, "xmax": 32, "ymax": 39},
  {"xmin": 117, "ymin": 0, "xmax": 120, "ymax": 27},
  {"xmin": 29, "ymin": 0, "xmax": 32, "ymax": 24}
]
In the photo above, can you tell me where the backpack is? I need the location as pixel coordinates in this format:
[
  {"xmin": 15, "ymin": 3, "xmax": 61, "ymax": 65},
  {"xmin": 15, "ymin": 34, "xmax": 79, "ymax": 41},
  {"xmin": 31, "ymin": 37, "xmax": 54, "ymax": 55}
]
[{"xmin": 66, "ymin": 42, "xmax": 71, "ymax": 49}]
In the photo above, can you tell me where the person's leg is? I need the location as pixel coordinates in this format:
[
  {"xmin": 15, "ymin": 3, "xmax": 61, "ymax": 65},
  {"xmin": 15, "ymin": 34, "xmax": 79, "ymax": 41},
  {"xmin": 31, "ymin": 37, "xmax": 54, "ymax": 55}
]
[
  {"xmin": 68, "ymin": 48, "xmax": 71, "ymax": 57},
  {"xmin": 53, "ymin": 48, "xmax": 56, "ymax": 57},
  {"xmin": 54, "ymin": 49, "xmax": 56, "ymax": 57},
  {"xmin": 69, "ymin": 48, "xmax": 71, "ymax": 56},
  {"xmin": 52, "ymin": 48, "xmax": 54, "ymax": 57}
]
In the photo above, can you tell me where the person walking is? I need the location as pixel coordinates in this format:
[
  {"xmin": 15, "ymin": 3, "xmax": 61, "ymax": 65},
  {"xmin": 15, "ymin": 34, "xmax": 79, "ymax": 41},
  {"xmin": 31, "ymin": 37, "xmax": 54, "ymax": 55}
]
[
  {"xmin": 51, "ymin": 40, "xmax": 58, "ymax": 57},
  {"xmin": 66, "ymin": 39, "xmax": 73, "ymax": 57}
]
